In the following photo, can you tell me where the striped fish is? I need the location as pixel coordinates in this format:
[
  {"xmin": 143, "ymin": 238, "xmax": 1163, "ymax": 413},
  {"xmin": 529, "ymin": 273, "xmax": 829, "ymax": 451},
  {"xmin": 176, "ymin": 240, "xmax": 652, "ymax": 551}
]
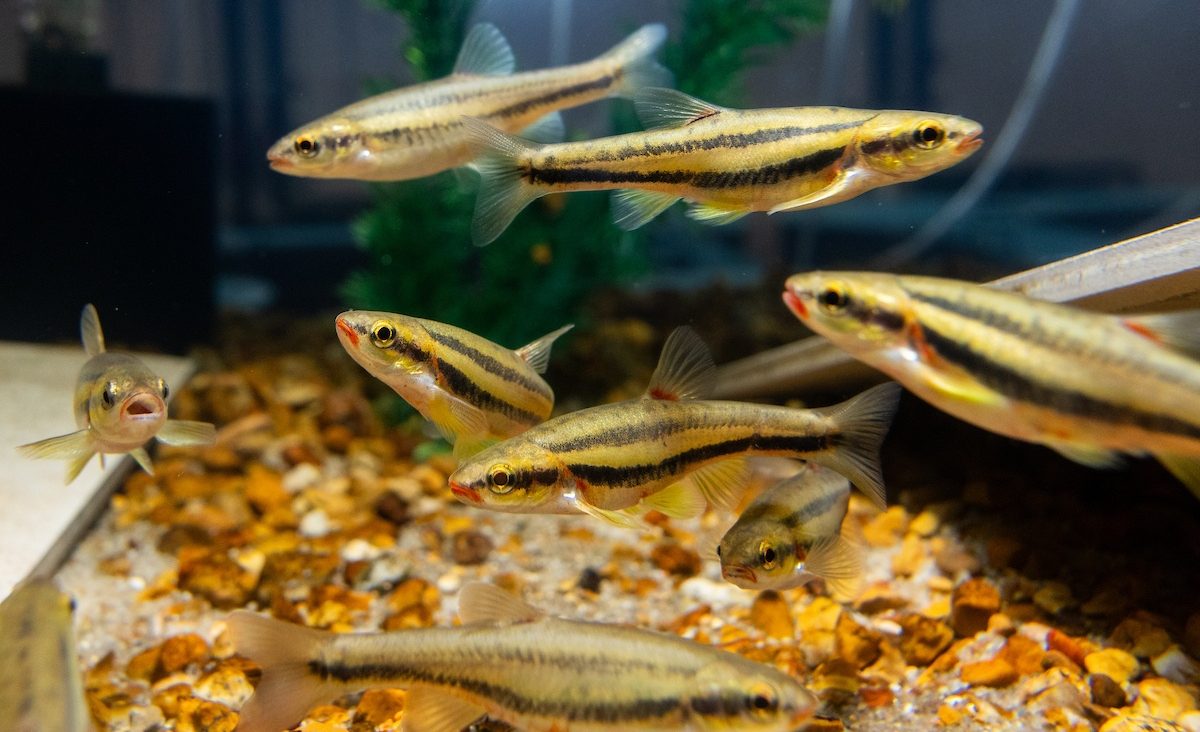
[
  {"xmin": 267, "ymin": 23, "xmax": 669, "ymax": 181},
  {"xmin": 335, "ymin": 311, "xmax": 572, "ymax": 457},
  {"xmin": 448, "ymin": 327, "xmax": 900, "ymax": 527},
  {"xmin": 718, "ymin": 464, "xmax": 862, "ymax": 599},
  {"xmin": 463, "ymin": 87, "xmax": 982, "ymax": 245},
  {"xmin": 783, "ymin": 271, "xmax": 1200, "ymax": 497},
  {"xmin": 17, "ymin": 304, "xmax": 215, "ymax": 483},
  {"xmin": 0, "ymin": 579, "xmax": 90, "ymax": 732},
  {"xmin": 228, "ymin": 581, "xmax": 817, "ymax": 732}
]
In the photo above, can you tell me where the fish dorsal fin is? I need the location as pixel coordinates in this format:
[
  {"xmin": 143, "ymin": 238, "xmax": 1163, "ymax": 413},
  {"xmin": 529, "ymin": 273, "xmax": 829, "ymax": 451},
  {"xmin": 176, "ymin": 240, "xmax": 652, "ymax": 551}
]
[
  {"xmin": 453, "ymin": 23, "xmax": 516, "ymax": 76},
  {"xmin": 681, "ymin": 457, "xmax": 750, "ymax": 514},
  {"xmin": 644, "ymin": 326, "xmax": 715, "ymax": 401},
  {"xmin": 634, "ymin": 87, "xmax": 726, "ymax": 130},
  {"xmin": 520, "ymin": 110, "xmax": 565, "ymax": 144},
  {"xmin": 515, "ymin": 324, "xmax": 574, "ymax": 374},
  {"xmin": 458, "ymin": 582, "xmax": 543, "ymax": 625},
  {"xmin": 80, "ymin": 304, "xmax": 105, "ymax": 356},
  {"xmin": 401, "ymin": 686, "xmax": 487, "ymax": 732},
  {"xmin": 1122, "ymin": 311, "xmax": 1200, "ymax": 360}
]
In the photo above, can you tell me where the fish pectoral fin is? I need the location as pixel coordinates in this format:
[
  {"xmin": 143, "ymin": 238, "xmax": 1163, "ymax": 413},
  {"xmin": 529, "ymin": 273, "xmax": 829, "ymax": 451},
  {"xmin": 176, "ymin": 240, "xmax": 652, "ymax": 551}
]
[
  {"xmin": 515, "ymin": 323, "xmax": 575, "ymax": 374},
  {"xmin": 520, "ymin": 110, "xmax": 565, "ymax": 144},
  {"xmin": 805, "ymin": 527, "xmax": 864, "ymax": 601},
  {"xmin": 681, "ymin": 457, "xmax": 751, "ymax": 515},
  {"xmin": 452, "ymin": 23, "xmax": 515, "ymax": 76},
  {"xmin": 129, "ymin": 447, "xmax": 155, "ymax": 475},
  {"xmin": 917, "ymin": 363, "xmax": 1003, "ymax": 407},
  {"xmin": 686, "ymin": 202, "xmax": 748, "ymax": 226},
  {"xmin": 611, "ymin": 189, "xmax": 680, "ymax": 230},
  {"xmin": 575, "ymin": 499, "xmax": 649, "ymax": 529},
  {"xmin": 402, "ymin": 686, "xmax": 487, "ymax": 732},
  {"xmin": 1122, "ymin": 312, "xmax": 1200, "ymax": 360},
  {"xmin": 17, "ymin": 429, "xmax": 93, "ymax": 461},
  {"xmin": 427, "ymin": 394, "xmax": 490, "ymax": 448},
  {"xmin": 1048, "ymin": 442, "xmax": 1124, "ymax": 469},
  {"xmin": 639, "ymin": 480, "xmax": 707, "ymax": 519},
  {"xmin": 80, "ymin": 303, "xmax": 106, "ymax": 356},
  {"xmin": 633, "ymin": 87, "xmax": 727, "ymax": 129},
  {"xmin": 457, "ymin": 581, "xmax": 544, "ymax": 625},
  {"xmin": 643, "ymin": 326, "xmax": 716, "ymax": 401},
  {"xmin": 767, "ymin": 167, "xmax": 869, "ymax": 214},
  {"xmin": 1155, "ymin": 454, "xmax": 1200, "ymax": 500},
  {"xmin": 157, "ymin": 420, "xmax": 217, "ymax": 446}
]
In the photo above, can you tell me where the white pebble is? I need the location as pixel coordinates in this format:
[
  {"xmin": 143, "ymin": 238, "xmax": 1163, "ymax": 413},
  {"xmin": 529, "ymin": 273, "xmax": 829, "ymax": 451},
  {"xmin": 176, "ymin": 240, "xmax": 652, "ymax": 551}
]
[
  {"xmin": 680, "ymin": 576, "xmax": 753, "ymax": 607},
  {"xmin": 283, "ymin": 463, "xmax": 322, "ymax": 493},
  {"xmin": 437, "ymin": 572, "xmax": 462, "ymax": 593},
  {"xmin": 299, "ymin": 509, "xmax": 331, "ymax": 538},
  {"xmin": 1178, "ymin": 710, "xmax": 1200, "ymax": 732},
  {"xmin": 341, "ymin": 538, "xmax": 381, "ymax": 563},
  {"xmin": 1152, "ymin": 644, "xmax": 1200, "ymax": 683}
]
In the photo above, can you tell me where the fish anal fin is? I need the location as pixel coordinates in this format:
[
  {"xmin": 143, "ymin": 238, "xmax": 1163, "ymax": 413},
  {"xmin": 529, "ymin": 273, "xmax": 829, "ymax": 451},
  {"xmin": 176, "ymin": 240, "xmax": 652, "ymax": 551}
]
[
  {"xmin": 129, "ymin": 447, "xmax": 154, "ymax": 475},
  {"xmin": 644, "ymin": 326, "xmax": 715, "ymax": 401},
  {"xmin": 682, "ymin": 457, "xmax": 751, "ymax": 514},
  {"xmin": 639, "ymin": 481, "xmax": 707, "ymax": 520},
  {"xmin": 427, "ymin": 394, "xmax": 490, "ymax": 449},
  {"xmin": 611, "ymin": 189, "xmax": 680, "ymax": 231},
  {"xmin": 80, "ymin": 303, "xmax": 105, "ymax": 356},
  {"xmin": 402, "ymin": 686, "xmax": 487, "ymax": 732},
  {"xmin": 686, "ymin": 202, "xmax": 748, "ymax": 226},
  {"xmin": 452, "ymin": 23, "xmax": 515, "ymax": 76},
  {"xmin": 1049, "ymin": 442, "xmax": 1123, "ymax": 469},
  {"xmin": 634, "ymin": 87, "xmax": 726, "ymax": 130},
  {"xmin": 1156, "ymin": 454, "xmax": 1200, "ymax": 500},
  {"xmin": 515, "ymin": 324, "xmax": 574, "ymax": 374},
  {"xmin": 767, "ymin": 166, "xmax": 867, "ymax": 214},
  {"xmin": 1122, "ymin": 312, "xmax": 1200, "ymax": 359},
  {"xmin": 457, "ymin": 582, "xmax": 543, "ymax": 625},
  {"xmin": 575, "ymin": 499, "xmax": 649, "ymax": 530},
  {"xmin": 521, "ymin": 110, "xmax": 565, "ymax": 144},
  {"xmin": 157, "ymin": 419, "xmax": 217, "ymax": 446}
]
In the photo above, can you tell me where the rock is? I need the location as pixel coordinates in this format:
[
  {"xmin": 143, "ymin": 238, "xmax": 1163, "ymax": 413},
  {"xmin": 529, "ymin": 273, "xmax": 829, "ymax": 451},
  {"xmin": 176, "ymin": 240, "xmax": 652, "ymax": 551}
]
[
  {"xmin": 174, "ymin": 696, "xmax": 238, "ymax": 732},
  {"xmin": 649, "ymin": 542, "xmax": 701, "ymax": 577},
  {"xmin": 161, "ymin": 633, "xmax": 211, "ymax": 674},
  {"xmin": 192, "ymin": 665, "xmax": 254, "ymax": 708},
  {"xmin": 299, "ymin": 508, "xmax": 332, "ymax": 538},
  {"xmin": 933, "ymin": 537, "xmax": 980, "ymax": 576},
  {"xmin": 951, "ymin": 578, "xmax": 1001, "ymax": 637},
  {"xmin": 859, "ymin": 686, "xmax": 894, "ymax": 708},
  {"xmin": 960, "ymin": 657, "xmax": 1019, "ymax": 688},
  {"xmin": 372, "ymin": 491, "xmax": 410, "ymax": 525},
  {"xmin": 1041, "ymin": 649, "xmax": 1082, "ymax": 675},
  {"xmin": 282, "ymin": 462, "xmax": 322, "ymax": 493},
  {"xmin": 1084, "ymin": 648, "xmax": 1139, "ymax": 685},
  {"xmin": 450, "ymin": 530, "xmax": 494, "ymax": 565},
  {"xmin": 809, "ymin": 658, "xmax": 861, "ymax": 696},
  {"xmin": 245, "ymin": 464, "xmax": 289, "ymax": 512},
  {"xmin": 1100, "ymin": 715, "xmax": 1187, "ymax": 732},
  {"xmin": 835, "ymin": 613, "xmax": 883, "ymax": 669},
  {"xmin": 353, "ymin": 689, "xmax": 406, "ymax": 727},
  {"xmin": 1033, "ymin": 581, "xmax": 1074, "ymax": 615},
  {"xmin": 577, "ymin": 567, "xmax": 604, "ymax": 594},
  {"xmin": 1047, "ymin": 629, "xmax": 1091, "ymax": 669},
  {"xmin": 1180, "ymin": 711, "xmax": 1200, "ymax": 732},
  {"xmin": 862, "ymin": 506, "xmax": 908, "ymax": 548},
  {"xmin": 855, "ymin": 582, "xmax": 910, "ymax": 614},
  {"xmin": 1131, "ymin": 677, "xmax": 1199, "ymax": 721},
  {"xmin": 908, "ymin": 509, "xmax": 940, "ymax": 537},
  {"xmin": 1112, "ymin": 617, "xmax": 1174, "ymax": 660},
  {"xmin": 748, "ymin": 591, "xmax": 794, "ymax": 640},
  {"xmin": 1089, "ymin": 673, "xmax": 1127, "ymax": 707},
  {"xmin": 1153, "ymin": 645, "xmax": 1200, "ymax": 684},
  {"xmin": 178, "ymin": 550, "xmax": 258, "ymax": 609},
  {"xmin": 795, "ymin": 596, "xmax": 843, "ymax": 667},
  {"xmin": 896, "ymin": 613, "xmax": 954, "ymax": 666},
  {"xmin": 891, "ymin": 534, "xmax": 925, "ymax": 577},
  {"xmin": 999, "ymin": 634, "xmax": 1045, "ymax": 675}
]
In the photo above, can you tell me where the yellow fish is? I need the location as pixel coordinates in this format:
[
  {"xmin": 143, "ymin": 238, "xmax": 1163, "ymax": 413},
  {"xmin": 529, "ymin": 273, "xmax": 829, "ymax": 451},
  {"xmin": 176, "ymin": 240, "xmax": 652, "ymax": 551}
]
[
  {"xmin": 17, "ymin": 304, "xmax": 215, "ymax": 483},
  {"xmin": 228, "ymin": 582, "xmax": 818, "ymax": 732},
  {"xmin": 463, "ymin": 87, "xmax": 982, "ymax": 245},
  {"xmin": 449, "ymin": 327, "xmax": 900, "ymax": 527},
  {"xmin": 335, "ymin": 311, "xmax": 571, "ymax": 457},
  {"xmin": 268, "ymin": 23, "xmax": 669, "ymax": 181},
  {"xmin": 784, "ymin": 271, "xmax": 1200, "ymax": 496},
  {"xmin": 0, "ymin": 578, "xmax": 90, "ymax": 732}
]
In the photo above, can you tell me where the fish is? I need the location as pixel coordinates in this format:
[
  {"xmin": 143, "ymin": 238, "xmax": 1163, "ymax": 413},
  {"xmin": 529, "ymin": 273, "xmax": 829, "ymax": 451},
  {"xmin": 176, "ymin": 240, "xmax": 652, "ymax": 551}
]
[
  {"xmin": 17, "ymin": 305, "xmax": 216, "ymax": 483},
  {"xmin": 335, "ymin": 311, "xmax": 572, "ymax": 457},
  {"xmin": 718, "ymin": 464, "xmax": 863, "ymax": 599},
  {"xmin": 448, "ymin": 327, "xmax": 901, "ymax": 528},
  {"xmin": 0, "ymin": 578, "xmax": 90, "ymax": 732},
  {"xmin": 267, "ymin": 23, "xmax": 670, "ymax": 181},
  {"xmin": 463, "ymin": 87, "xmax": 983, "ymax": 245},
  {"xmin": 227, "ymin": 581, "xmax": 818, "ymax": 732},
  {"xmin": 783, "ymin": 271, "xmax": 1200, "ymax": 497}
]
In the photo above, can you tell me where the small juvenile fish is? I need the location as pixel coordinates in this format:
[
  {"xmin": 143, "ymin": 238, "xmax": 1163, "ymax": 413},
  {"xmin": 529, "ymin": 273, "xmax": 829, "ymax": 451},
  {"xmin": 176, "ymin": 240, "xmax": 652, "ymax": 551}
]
[
  {"xmin": 718, "ymin": 464, "xmax": 862, "ymax": 598},
  {"xmin": 228, "ymin": 581, "xmax": 817, "ymax": 732},
  {"xmin": 449, "ymin": 327, "xmax": 901, "ymax": 527},
  {"xmin": 17, "ymin": 304, "xmax": 215, "ymax": 483},
  {"xmin": 268, "ymin": 23, "xmax": 670, "ymax": 181},
  {"xmin": 335, "ymin": 311, "xmax": 571, "ymax": 456},
  {"xmin": 0, "ymin": 578, "xmax": 90, "ymax": 732},
  {"xmin": 783, "ymin": 271, "xmax": 1200, "ymax": 496},
  {"xmin": 464, "ymin": 87, "xmax": 982, "ymax": 245}
]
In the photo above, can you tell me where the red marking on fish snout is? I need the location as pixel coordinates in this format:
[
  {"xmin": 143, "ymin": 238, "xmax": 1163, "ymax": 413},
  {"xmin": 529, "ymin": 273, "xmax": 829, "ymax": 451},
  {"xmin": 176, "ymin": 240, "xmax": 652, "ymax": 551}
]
[
  {"xmin": 450, "ymin": 481, "xmax": 481, "ymax": 504},
  {"xmin": 336, "ymin": 318, "xmax": 359, "ymax": 347},
  {"xmin": 782, "ymin": 290, "xmax": 808, "ymax": 319}
]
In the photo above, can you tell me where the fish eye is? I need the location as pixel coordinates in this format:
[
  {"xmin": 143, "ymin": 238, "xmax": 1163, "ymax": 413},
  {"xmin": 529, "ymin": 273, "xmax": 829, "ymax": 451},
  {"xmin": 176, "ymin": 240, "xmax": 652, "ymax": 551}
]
[
  {"xmin": 487, "ymin": 464, "xmax": 516, "ymax": 494},
  {"xmin": 160, "ymin": 380, "xmax": 170, "ymax": 400},
  {"xmin": 913, "ymin": 121, "xmax": 945, "ymax": 149},
  {"xmin": 294, "ymin": 135, "xmax": 321, "ymax": 158},
  {"xmin": 371, "ymin": 321, "xmax": 396, "ymax": 348},
  {"xmin": 715, "ymin": 545, "xmax": 722, "ymax": 558},
  {"xmin": 819, "ymin": 284, "xmax": 850, "ymax": 313},
  {"xmin": 758, "ymin": 541, "xmax": 779, "ymax": 570},
  {"xmin": 747, "ymin": 684, "xmax": 779, "ymax": 717},
  {"xmin": 101, "ymin": 382, "xmax": 117, "ymax": 409}
]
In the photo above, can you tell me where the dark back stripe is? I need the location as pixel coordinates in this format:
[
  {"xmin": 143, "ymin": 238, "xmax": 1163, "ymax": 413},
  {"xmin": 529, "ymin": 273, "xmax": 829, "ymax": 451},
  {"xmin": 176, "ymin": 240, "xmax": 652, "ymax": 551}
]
[
  {"xmin": 492, "ymin": 75, "xmax": 614, "ymax": 119},
  {"xmin": 429, "ymin": 330, "xmax": 550, "ymax": 399},
  {"xmin": 579, "ymin": 120, "xmax": 870, "ymax": 162},
  {"xmin": 437, "ymin": 359, "xmax": 544, "ymax": 426},
  {"xmin": 920, "ymin": 325, "xmax": 1200, "ymax": 440},
  {"xmin": 528, "ymin": 146, "xmax": 845, "ymax": 190}
]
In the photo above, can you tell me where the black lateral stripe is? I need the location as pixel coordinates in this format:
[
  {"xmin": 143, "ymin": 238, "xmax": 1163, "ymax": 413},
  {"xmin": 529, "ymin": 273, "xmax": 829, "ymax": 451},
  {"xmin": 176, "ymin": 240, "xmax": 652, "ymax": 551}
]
[
  {"xmin": 492, "ymin": 75, "xmax": 615, "ymax": 118},
  {"xmin": 429, "ymin": 330, "xmax": 551, "ymax": 399},
  {"xmin": 528, "ymin": 146, "xmax": 845, "ymax": 190},
  {"xmin": 908, "ymin": 291, "xmax": 1044, "ymax": 344},
  {"xmin": 569, "ymin": 434, "xmax": 832, "ymax": 489},
  {"xmin": 437, "ymin": 359, "xmax": 543, "ymax": 426},
  {"xmin": 919, "ymin": 325, "xmax": 1200, "ymax": 439},
  {"xmin": 780, "ymin": 485, "xmax": 844, "ymax": 529},
  {"xmin": 582, "ymin": 120, "xmax": 870, "ymax": 162},
  {"xmin": 310, "ymin": 659, "xmax": 680, "ymax": 723}
]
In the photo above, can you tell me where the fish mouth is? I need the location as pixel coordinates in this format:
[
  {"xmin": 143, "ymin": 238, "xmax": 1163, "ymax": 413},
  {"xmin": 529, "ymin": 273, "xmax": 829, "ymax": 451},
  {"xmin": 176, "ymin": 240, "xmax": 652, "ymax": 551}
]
[
  {"xmin": 721, "ymin": 565, "xmax": 757, "ymax": 586},
  {"xmin": 782, "ymin": 289, "xmax": 809, "ymax": 320},
  {"xmin": 123, "ymin": 394, "xmax": 163, "ymax": 420},
  {"xmin": 956, "ymin": 128, "xmax": 984, "ymax": 154},
  {"xmin": 450, "ymin": 481, "xmax": 482, "ymax": 504},
  {"xmin": 335, "ymin": 317, "xmax": 360, "ymax": 347}
]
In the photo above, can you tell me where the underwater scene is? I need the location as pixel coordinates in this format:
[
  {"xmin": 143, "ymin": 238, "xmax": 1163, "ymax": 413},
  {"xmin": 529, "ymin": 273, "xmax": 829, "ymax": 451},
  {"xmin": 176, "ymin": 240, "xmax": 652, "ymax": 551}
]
[{"xmin": 3, "ymin": 0, "xmax": 1200, "ymax": 730}]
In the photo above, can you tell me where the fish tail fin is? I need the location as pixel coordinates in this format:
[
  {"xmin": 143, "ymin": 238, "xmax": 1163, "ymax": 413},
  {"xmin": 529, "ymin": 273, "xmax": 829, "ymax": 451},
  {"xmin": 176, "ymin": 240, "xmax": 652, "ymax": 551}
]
[
  {"xmin": 226, "ymin": 610, "xmax": 338, "ymax": 732},
  {"xmin": 1156, "ymin": 453, "xmax": 1200, "ymax": 501},
  {"xmin": 602, "ymin": 24, "xmax": 672, "ymax": 97},
  {"xmin": 16, "ymin": 429, "xmax": 95, "ymax": 484},
  {"xmin": 461, "ymin": 117, "xmax": 542, "ymax": 246},
  {"xmin": 813, "ymin": 382, "xmax": 902, "ymax": 510}
]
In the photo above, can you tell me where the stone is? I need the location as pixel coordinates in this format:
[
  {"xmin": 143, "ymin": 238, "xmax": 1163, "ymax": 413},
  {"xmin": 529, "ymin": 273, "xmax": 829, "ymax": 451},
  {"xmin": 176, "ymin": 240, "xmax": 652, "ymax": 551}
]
[
  {"xmin": 1131, "ymin": 677, "xmax": 1198, "ymax": 721},
  {"xmin": 1152, "ymin": 645, "xmax": 1200, "ymax": 684},
  {"xmin": 960, "ymin": 657, "xmax": 1019, "ymax": 688},
  {"xmin": 1033, "ymin": 581, "xmax": 1074, "ymax": 615},
  {"xmin": 862, "ymin": 506, "xmax": 908, "ymax": 548},
  {"xmin": 372, "ymin": 491, "xmax": 410, "ymax": 525},
  {"xmin": 1112, "ymin": 617, "xmax": 1174, "ymax": 659},
  {"xmin": 178, "ymin": 551, "xmax": 257, "ymax": 609},
  {"xmin": 1084, "ymin": 648, "xmax": 1139, "ymax": 685},
  {"xmin": 1089, "ymin": 673, "xmax": 1127, "ymax": 708},
  {"xmin": 908, "ymin": 509, "xmax": 940, "ymax": 537},
  {"xmin": 951, "ymin": 578, "xmax": 1001, "ymax": 637},
  {"xmin": 835, "ymin": 613, "xmax": 883, "ymax": 669},
  {"xmin": 160, "ymin": 633, "xmax": 210, "ymax": 674},
  {"xmin": 353, "ymin": 688, "xmax": 407, "ymax": 727},
  {"xmin": 245, "ymin": 464, "xmax": 289, "ymax": 512},
  {"xmin": 1100, "ymin": 715, "xmax": 1187, "ymax": 732},
  {"xmin": 449, "ymin": 529, "xmax": 494, "ymax": 565},
  {"xmin": 999, "ymin": 634, "xmax": 1045, "ymax": 675},
  {"xmin": 855, "ymin": 582, "xmax": 910, "ymax": 614},
  {"xmin": 896, "ymin": 613, "xmax": 954, "ymax": 666},
  {"xmin": 649, "ymin": 542, "xmax": 701, "ymax": 577},
  {"xmin": 748, "ymin": 591, "xmax": 794, "ymax": 640},
  {"xmin": 577, "ymin": 567, "xmax": 604, "ymax": 594},
  {"xmin": 891, "ymin": 534, "xmax": 925, "ymax": 577}
]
